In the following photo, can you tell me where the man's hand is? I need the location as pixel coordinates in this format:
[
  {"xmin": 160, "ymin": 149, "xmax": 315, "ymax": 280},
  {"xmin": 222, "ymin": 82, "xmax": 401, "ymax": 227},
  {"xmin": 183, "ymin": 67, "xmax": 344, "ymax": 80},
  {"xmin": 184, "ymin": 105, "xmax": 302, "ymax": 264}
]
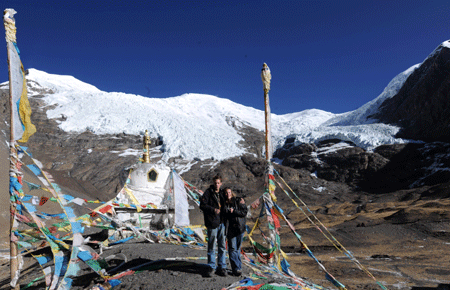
[
  {"xmin": 229, "ymin": 208, "xmax": 234, "ymax": 213},
  {"xmin": 215, "ymin": 208, "xmax": 220, "ymax": 214},
  {"xmin": 240, "ymin": 198, "xmax": 245, "ymax": 204}
]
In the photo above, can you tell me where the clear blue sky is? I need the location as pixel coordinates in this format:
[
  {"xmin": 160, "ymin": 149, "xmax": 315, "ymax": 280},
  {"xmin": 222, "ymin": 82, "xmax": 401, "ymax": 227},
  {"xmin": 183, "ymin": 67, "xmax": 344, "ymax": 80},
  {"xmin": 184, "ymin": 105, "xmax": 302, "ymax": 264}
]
[{"xmin": 2, "ymin": 0, "xmax": 449, "ymax": 114}]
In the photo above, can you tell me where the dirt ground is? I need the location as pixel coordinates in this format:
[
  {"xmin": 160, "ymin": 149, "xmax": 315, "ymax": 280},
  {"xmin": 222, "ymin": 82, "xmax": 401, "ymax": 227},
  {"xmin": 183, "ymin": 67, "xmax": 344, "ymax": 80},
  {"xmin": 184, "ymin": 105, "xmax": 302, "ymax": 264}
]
[{"xmin": 277, "ymin": 198, "xmax": 450, "ymax": 289}]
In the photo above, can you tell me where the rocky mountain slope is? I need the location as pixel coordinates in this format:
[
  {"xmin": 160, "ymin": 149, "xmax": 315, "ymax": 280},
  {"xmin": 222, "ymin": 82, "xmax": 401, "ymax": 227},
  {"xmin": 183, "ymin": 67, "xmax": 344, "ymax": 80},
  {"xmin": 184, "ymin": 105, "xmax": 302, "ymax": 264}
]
[{"xmin": 374, "ymin": 40, "xmax": 450, "ymax": 143}]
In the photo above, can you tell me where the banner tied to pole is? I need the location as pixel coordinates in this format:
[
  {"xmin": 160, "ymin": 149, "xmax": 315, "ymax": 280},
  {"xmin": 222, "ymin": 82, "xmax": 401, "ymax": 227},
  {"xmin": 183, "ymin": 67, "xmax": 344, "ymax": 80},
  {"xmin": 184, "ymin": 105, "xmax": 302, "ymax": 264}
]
[{"xmin": 4, "ymin": 8, "xmax": 36, "ymax": 143}]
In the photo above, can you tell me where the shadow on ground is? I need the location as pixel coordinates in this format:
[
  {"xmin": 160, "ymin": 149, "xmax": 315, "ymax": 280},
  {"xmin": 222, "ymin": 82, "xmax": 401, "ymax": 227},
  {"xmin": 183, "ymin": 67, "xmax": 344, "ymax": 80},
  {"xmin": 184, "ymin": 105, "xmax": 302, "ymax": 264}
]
[{"xmin": 412, "ymin": 285, "xmax": 450, "ymax": 290}]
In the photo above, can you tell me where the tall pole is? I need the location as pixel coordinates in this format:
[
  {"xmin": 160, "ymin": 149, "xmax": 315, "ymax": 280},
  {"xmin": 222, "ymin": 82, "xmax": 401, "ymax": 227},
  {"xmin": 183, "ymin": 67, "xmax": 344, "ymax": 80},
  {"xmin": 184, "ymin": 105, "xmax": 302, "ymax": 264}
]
[
  {"xmin": 261, "ymin": 62, "xmax": 281, "ymax": 268},
  {"xmin": 4, "ymin": 8, "xmax": 20, "ymax": 290},
  {"xmin": 8, "ymin": 52, "xmax": 20, "ymax": 290},
  {"xmin": 261, "ymin": 63, "xmax": 272, "ymax": 161}
]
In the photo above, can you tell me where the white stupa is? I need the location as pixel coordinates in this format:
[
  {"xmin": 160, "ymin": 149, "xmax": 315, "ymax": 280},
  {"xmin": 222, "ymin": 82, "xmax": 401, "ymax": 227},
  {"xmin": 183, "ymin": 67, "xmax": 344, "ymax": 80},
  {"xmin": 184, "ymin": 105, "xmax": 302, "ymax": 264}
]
[{"xmin": 114, "ymin": 130, "xmax": 190, "ymax": 229}]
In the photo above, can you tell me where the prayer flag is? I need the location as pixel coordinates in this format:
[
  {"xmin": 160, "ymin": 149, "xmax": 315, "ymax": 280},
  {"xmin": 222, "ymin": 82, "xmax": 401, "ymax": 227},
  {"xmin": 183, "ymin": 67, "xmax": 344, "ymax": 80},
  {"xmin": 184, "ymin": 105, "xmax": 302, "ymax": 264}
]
[
  {"xmin": 39, "ymin": 196, "xmax": 49, "ymax": 206},
  {"xmin": 27, "ymin": 164, "xmax": 41, "ymax": 176},
  {"xmin": 89, "ymin": 211, "xmax": 98, "ymax": 218},
  {"xmin": 98, "ymin": 205, "xmax": 112, "ymax": 214},
  {"xmin": 5, "ymin": 10, "xmax": 36, "ymax": 142}
]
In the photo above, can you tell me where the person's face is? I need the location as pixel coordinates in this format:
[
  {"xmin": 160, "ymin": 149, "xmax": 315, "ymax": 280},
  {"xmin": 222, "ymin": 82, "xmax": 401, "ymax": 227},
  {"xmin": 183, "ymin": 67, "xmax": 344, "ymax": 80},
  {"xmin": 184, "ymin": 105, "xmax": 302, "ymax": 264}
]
[
  {"xmin": 226, "ymin": 189, "xmax": 232, "ymax": 200},
  {"xmin": 214, "ymin": 179, "xmax": 222, "ymax": 191}
]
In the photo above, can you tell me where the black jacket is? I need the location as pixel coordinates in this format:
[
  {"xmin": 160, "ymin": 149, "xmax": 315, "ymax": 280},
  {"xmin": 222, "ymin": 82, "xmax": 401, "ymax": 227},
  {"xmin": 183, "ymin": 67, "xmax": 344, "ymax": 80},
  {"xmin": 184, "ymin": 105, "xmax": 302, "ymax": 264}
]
[
  {"xmin": 200, "ymin": 186, "xmax": 224, "ymax": 229},
  {"xmin": 224, "ymin": 197, "xmax": 248, "ymax": 238}
]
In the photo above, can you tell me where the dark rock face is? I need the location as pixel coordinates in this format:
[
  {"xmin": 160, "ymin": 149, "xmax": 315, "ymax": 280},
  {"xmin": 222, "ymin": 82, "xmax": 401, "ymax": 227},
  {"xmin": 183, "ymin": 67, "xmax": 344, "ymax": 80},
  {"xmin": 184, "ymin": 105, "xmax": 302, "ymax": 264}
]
[
  {"xmin": 282, "ymin": 154, "xmax": 318, "ymax": 172},
  {"xmin": 275, "ymin": 140, "xmax": 389, "ymax": 187},
  {"xmin": 275, "ymin": 140, "xmax": 319, "ymax": 172},
  {"xmin": 274, "ymin": 139, "xmax": 317, "ymax": 160},
  {"xmin": 364, "ymin": 142, "xmax": 450, "ymax": 193},
  {"xmin": 373, "ymin": 144, "xmax": 407, "ymax": 159},
  {"xmin": 274, "ymin": 138, "xmax": 450, "ymax": 193},
  {"xmin": 317, "ymin": 147, "xmax": 388, "ymax": 185},
  {"xmin": 373, "ymin": 42, "xmax": 450, "ymax": 142}
]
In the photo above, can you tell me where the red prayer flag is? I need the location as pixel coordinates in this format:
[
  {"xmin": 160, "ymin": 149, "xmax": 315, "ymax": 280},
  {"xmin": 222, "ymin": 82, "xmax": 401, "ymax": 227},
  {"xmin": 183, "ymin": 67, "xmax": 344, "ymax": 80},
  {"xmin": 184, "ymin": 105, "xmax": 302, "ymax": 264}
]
[
  {"xmin": 39, "ymin": 196, "xmax": 49, "ymax": 206},
  {"xmin": 271, "ymin": 208, "xmax": 281, "ymax": 229},
  {"xmin": 250, "ymin": 198, "xmax": 261, "ymax": 209},
  {"xmin": 98, "ymin": 205, "xmax": 112, "ymax": 214}
]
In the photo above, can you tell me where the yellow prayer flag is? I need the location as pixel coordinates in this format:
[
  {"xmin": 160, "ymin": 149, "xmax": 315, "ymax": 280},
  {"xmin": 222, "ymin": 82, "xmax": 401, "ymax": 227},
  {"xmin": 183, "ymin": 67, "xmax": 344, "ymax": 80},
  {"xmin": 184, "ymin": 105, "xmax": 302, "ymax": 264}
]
[{"xmin": 17, "ymin": 66, "xmax": 36, "ymax": 142}]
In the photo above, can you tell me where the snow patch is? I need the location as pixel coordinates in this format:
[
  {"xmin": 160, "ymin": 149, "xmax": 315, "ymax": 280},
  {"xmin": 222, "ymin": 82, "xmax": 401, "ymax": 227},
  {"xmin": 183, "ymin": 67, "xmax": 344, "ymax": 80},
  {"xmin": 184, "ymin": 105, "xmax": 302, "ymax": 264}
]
[
  {"xmin": 312, "ymin": 186, "xmax": 326, "ymax": 192},
  {"xmin": 317, "ymin": 142, "xmax": 353, "ymax": 155},
  {"xmin": 117, "ymin": 149, "xmax": 141, "ymax": 157}
]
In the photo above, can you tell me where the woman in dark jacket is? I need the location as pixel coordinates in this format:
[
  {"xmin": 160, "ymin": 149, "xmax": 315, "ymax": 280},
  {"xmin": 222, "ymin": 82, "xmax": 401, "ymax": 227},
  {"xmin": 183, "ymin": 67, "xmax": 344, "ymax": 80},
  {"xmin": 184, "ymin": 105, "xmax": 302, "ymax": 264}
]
[{"xmin": 223, "ymin": 187, "xmax": 247, "ymax": 276}]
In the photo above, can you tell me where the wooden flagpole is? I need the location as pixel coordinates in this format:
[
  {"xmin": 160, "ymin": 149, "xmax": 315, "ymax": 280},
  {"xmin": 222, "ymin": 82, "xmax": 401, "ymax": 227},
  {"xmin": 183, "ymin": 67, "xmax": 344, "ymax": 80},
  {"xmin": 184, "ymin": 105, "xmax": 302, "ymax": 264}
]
[
  {"xmin": 261, "ymin": 63, "xmax": 272, "ymax": 161},
  {"xmin": 4, "ymin": 8, "xmax": 20, "ymax": 290},
  {"xmin": 261, "ymin": 62, "xmax": 281, "ymax": 267}
]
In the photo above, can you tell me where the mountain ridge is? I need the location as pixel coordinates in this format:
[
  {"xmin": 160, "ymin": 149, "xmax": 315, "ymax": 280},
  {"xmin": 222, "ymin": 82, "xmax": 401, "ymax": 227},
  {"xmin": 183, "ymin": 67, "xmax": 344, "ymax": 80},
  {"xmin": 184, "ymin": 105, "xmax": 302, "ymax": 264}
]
[
  {"xmin": 1, "ymin": 63, "xmax": 412, "ymax": 163},
  {"xmin": 374, "ymin": 40, "xmax": 450, "ymax": 143}
]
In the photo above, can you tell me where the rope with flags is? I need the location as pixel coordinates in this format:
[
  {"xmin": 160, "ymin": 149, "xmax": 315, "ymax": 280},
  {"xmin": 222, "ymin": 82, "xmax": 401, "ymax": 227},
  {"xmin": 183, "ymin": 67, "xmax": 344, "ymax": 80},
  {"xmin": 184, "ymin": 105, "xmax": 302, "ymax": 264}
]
[
  {"xmin": 245, "ymin": 162, "xmax": 346, "ymax": 289},
  {"xmin": 273, "ymin": 169, "xmax": 387, "ymax": 290}
]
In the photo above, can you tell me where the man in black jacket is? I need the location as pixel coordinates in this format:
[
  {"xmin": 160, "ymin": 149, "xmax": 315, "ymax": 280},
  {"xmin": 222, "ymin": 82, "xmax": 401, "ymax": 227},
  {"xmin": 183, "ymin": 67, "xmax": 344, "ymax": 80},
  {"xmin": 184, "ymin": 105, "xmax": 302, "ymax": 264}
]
[{"xmin": 200, "ymin": 175, "xmax": 227, "ymax": 277}]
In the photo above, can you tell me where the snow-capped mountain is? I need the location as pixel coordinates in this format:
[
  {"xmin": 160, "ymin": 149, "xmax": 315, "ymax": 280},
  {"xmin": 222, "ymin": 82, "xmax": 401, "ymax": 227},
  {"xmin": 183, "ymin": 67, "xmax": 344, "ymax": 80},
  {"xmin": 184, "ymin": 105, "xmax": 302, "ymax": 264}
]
[
  {"xmin": 15, "ymin": 65, "xmax": 413, "ymax": 161},
  {"xmin": 372, "ymin": 40, "xmax": 450, "ymax": 143}
]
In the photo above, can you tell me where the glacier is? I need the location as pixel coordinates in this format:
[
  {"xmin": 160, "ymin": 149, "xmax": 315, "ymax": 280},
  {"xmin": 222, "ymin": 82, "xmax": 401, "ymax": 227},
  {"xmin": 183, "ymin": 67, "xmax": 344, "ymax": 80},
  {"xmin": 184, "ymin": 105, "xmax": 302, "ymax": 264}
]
[{"xmin": 1, "ymin": 66, "xmax": 419, "ymax": 161}]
